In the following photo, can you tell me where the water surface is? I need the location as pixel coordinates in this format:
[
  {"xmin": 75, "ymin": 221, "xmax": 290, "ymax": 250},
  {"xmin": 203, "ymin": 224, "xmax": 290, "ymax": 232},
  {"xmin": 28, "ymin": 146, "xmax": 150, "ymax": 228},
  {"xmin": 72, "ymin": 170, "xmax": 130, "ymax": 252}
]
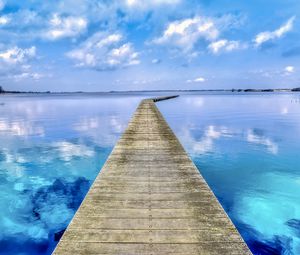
[
  {"xmin": 0, "ymin": 94, "xmax": 141, "ymax": 254},
  {"xmin": 158, "ymin": 93, "xmax": 300, "ymax": 255},
  {"xmin": 0, "ymin": 93, "xmax": 300, "ymax": 255}
]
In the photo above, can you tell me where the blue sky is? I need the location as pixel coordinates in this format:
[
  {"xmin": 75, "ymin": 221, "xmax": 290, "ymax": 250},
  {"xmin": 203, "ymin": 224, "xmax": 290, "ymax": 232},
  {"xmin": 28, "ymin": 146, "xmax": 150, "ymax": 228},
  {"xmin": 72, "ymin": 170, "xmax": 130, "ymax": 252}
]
[{"xmin": 0, "ymin": 0, "xmax": 299, "ymax": 91}]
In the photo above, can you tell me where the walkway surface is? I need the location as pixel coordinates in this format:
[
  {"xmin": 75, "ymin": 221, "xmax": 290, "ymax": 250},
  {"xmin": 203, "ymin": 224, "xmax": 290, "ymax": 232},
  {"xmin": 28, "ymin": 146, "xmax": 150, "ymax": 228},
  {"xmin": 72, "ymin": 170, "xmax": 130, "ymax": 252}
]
[{"xmin": 53, "ymin": 97, "xmax": 251, "ymax": 255}]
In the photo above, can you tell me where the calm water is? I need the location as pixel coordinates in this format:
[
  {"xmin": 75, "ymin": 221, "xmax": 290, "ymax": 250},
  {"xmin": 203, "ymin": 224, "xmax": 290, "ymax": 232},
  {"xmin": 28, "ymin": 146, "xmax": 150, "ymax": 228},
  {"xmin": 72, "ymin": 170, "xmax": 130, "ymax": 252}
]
[
  {"xmin": 0, "ymin": 94, "xmax": 141, "ymax": 254},
  {"xmin": 0, "ymin": 93, "xmax": 300, "ymax": 254},
  {"xmin": 158, "ymin": 93, "xmax": 300, "ymax": 255}
]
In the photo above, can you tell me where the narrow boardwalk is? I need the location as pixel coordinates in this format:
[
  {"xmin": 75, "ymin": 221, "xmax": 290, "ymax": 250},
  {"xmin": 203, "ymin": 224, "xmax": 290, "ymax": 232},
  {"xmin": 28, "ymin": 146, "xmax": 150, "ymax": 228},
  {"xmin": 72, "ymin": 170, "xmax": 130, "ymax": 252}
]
[{"xmin": 54, "ymin": 98, "xmax": 251, "ymax": 255}]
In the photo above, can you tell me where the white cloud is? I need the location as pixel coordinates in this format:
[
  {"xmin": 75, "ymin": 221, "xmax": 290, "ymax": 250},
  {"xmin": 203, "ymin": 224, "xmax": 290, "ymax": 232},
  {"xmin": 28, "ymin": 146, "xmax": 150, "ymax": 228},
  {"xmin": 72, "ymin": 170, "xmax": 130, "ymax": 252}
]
[
  {"xmin": 73, "ymin": 115, "xmax": 127, "ymax": 147},
  {"xmin": 194, "ymin": 126, "xmax": 232, "ymax": 153},
  {"xmin": 0, "ymin": 16, "xmax": 9, "ymax": 25},
  {"xmin": 187, "ymin": 77, "xmax": 206, "ymax": 83},
  {"xmin": 181, "ymin": 125, "xmax": 232, "ymax": 154},
  {"xmin": 153, "ymin": 16, "xmax": 219, "ymax": 52},
  {"xmin": 0, "ymin": 10, "xmax": 44, "ymax": 34},
  {"xmin": 250, "ymin": 67, "xmax": 297, "ymax": 78},
  {"xmin": 151, "ymin": 58, "xmax": 161, "ymax": 64},
  {"xmin": 282, "ymin": 65, "xmax": 295, "ymax": 76},
  {"xmin": 206, "ymin": 125, "xmax": 222, "ymax": 139},
  {"xmin": 208, "ymin": 39, "xmax": 247, "ymax": 54},
  {"xmin": 0, "ymin": 46, "xmax": 36, "ymax": 65},
  {"xmin": 247, "ymin": 130, "xmax": 278, "ymax": 154},
  {"xmin": 0, "ymin": 1, "xmax": 173, "ymax": 43},
  {"xmin": 0, "ymin": 119, "xmax": 44, "ymax": 136},
  {"xmin": 110, "ymin": 116, "xmax": 127, "ymax": 133},
  {"xmin": 44, "ymin": 14, "xmax": 87, "ymax": 40},
  {"xmin": 0, "ymin": 46, "xmax": 43, "ymax": 81},
  {"xmin": 0, "ymin": 149, "xmax": 26, "ymax": 178},
  {"xmin": 73, "ymin": 117, "xmax": 99, "ymax": 131},
  {"xmin": 67, "ymin": 32, "xmax": 140, "ymax": 70},
  {"xmin": 194, "ymin": 77, "xmax": 205, "ymax": 82},
  {"xmin": 152, "ymin": 14, "xmax": 244, "ymax": 56},
  {"xmin": 125, "ymin": 0, "xmax": 180, "ymax": 9},
  {"xmin": 285, "ymin": 65, "xmax": 294, "ymax": 73},
  {"xmin": 12, "ymin": 72, "xmax": 45, "ymax": 81},
  {"xmin": 53, "ymin": 141, "xmax": 94, "ymax": 161},
  {"xmin": 254, "ymin": 16, "xmax": 295, "ymax": 47}
]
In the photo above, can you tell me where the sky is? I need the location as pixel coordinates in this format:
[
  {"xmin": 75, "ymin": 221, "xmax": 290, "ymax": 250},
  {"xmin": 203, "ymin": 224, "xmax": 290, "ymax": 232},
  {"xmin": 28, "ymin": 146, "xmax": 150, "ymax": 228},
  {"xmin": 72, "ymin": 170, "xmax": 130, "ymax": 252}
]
[{"xmin": 0, "ymin": 0, "xmax": 299, "ymax": 92}]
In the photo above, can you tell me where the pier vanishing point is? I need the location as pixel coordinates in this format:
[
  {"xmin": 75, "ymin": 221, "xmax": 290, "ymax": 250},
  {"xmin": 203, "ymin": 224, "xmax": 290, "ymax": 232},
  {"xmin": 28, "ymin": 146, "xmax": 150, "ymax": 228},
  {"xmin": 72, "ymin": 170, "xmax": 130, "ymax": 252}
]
[{"xmin": 54, "ymin": 96, "xmax": 251, "ymax": 255}]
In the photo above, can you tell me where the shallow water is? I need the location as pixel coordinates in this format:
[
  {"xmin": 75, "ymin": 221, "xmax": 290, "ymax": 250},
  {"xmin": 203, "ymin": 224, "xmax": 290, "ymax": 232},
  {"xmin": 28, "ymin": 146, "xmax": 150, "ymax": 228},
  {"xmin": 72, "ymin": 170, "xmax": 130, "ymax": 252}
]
[{"xmin": 0, "ymin": 93, "xmax": 300, "ymax": 254}]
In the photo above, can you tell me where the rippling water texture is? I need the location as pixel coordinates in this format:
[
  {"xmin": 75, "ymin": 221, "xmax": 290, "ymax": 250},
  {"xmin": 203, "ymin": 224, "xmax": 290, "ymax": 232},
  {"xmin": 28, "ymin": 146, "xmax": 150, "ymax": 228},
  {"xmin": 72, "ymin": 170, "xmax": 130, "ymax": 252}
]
[{"xmin": 0, "ymin": 93, "xmax": 300, "ymax": 255}]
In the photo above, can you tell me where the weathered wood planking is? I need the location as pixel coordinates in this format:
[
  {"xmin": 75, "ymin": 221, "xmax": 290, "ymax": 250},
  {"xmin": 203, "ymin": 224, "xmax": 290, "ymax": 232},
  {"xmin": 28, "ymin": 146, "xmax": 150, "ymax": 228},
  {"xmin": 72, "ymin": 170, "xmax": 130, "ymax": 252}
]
[{"xmin": 53, "ymin": 98, "xmax": 251, "ymax": 255}]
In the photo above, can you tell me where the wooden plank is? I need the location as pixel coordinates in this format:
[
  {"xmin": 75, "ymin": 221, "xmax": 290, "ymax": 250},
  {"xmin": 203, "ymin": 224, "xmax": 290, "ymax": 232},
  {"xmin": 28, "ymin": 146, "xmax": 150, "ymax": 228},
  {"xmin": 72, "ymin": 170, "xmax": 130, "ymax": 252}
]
[{"xmin": 53, "ymin": 98, "xmax": 251, "ymax": 254}]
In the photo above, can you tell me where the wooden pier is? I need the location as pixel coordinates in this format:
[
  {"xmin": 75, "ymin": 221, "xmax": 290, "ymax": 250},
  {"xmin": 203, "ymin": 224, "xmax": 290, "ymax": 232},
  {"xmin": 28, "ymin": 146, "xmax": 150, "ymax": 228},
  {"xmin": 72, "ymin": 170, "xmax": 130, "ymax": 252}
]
[{"xmin": 53, "ymin": 97, "xmax": 251, "ymax": 255}]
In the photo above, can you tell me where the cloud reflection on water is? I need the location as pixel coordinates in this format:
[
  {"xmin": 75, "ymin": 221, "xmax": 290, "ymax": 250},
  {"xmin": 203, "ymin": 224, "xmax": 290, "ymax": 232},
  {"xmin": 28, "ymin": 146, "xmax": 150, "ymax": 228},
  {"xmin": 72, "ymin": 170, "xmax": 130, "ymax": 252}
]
[
  {"xmin": 0, "ymin": 93, "xmax": 300, "ymax": 254},
  {"xmin": 0, "ymin": 94, "xmax": 140, "ymax": 255},
  {"xmin": 158, "ymin": 93, "xmax": 300, "ymax": 255}
]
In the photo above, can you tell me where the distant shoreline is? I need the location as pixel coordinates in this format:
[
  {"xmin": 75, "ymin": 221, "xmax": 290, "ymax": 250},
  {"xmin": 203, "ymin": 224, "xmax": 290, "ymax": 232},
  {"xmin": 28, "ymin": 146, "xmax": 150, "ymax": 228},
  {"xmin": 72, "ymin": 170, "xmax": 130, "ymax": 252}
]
[{"xmin": 0, "ymin": 88, "xmax": 300, "ymax": 94}]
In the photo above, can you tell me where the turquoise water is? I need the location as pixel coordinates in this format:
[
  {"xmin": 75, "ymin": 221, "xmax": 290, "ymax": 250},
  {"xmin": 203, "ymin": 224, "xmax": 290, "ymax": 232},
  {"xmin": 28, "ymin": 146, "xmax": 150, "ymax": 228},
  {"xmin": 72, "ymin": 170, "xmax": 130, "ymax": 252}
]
[{"xmin": 0, "ymin": 93, "xmax": 300, "ymax": 254}]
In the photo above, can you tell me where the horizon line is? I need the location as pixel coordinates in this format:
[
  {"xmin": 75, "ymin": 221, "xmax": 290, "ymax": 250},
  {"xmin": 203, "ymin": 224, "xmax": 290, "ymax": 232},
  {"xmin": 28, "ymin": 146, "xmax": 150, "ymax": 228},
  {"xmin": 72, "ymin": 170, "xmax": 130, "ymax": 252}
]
[{"xmin": 1, "ymin": 87, "xmax": 300, "ymax": 94}]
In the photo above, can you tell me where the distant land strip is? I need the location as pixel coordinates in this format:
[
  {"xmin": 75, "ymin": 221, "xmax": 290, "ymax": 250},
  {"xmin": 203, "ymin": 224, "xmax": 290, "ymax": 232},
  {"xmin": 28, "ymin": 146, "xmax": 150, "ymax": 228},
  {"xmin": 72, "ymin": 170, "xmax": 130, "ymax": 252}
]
[{"xmin": 0, "ymin": 85, "xmax": 300, "ymax": 94}]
